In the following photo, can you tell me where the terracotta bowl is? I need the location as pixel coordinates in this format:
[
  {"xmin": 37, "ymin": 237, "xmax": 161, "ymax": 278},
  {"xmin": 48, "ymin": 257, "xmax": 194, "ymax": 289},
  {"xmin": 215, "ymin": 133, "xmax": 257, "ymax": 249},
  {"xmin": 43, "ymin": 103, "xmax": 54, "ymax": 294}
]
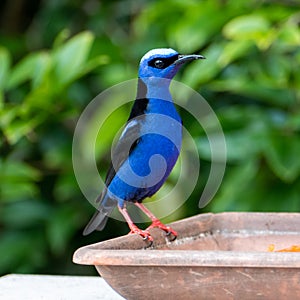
[{"xmin": 73, "ymin": 212, "xmax": 300, "ymax": 299}]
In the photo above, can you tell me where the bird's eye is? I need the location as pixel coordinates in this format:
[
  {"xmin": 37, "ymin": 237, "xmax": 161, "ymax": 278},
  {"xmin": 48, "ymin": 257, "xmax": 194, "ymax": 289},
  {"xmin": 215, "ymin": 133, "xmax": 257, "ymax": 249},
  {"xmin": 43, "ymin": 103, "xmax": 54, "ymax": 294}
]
[{"xmin": 154, "ymin": 59, "xmax": 164, "ymax": 69}]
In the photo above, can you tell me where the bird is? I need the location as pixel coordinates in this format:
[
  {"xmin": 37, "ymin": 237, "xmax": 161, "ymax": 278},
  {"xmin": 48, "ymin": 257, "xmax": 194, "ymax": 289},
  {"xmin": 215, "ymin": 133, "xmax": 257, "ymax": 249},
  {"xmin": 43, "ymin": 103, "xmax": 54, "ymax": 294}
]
[{"xmin": 83, "ymin": 48, "xmax": 204, "ymax": 243}]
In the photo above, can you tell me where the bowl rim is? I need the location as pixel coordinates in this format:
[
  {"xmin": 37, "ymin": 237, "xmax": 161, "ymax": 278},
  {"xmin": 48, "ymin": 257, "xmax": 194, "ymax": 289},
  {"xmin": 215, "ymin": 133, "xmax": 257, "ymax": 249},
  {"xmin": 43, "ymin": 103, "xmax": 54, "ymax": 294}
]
[
  {"xmin": 73, "ymin": 212, "xmax": 300, "ymax": 268},
  {"xmin": 73, "ymin": 248, "xmax": 300, "ymax": 268}
]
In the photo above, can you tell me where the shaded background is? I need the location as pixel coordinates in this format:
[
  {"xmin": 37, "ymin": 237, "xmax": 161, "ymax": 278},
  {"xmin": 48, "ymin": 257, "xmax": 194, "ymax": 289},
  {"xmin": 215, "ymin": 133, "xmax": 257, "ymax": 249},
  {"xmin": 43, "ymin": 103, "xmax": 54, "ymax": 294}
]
[{"xmin": 0, "ymin": 0, "xmax": 299, "ymax": 276}]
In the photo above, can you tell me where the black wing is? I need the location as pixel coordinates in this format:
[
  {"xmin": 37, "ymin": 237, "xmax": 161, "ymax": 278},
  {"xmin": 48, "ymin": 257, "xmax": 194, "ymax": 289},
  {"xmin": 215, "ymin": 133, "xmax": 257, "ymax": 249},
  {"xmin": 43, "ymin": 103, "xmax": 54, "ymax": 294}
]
[
  {"xmin": 84, "ymin": 79, "xmax": 149, "ymax": 236},
  {"xmin": 83, "ymin": 116, "xmax": 144, "ymax": 235},
  {"xmin": 103, "ymin": 117, "xmax": 143, "ymax": 188}
]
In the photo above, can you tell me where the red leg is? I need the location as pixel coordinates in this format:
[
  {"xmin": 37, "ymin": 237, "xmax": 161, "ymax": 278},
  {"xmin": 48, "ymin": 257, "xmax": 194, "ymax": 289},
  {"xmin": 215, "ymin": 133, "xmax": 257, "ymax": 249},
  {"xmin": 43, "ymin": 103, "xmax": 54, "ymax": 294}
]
[
  {"xmin": 135, "ymin": 202, "xmax": 177, "ymax": 239},
  {"xmin": 118, "ymin": 204, "xmax": 153, "ymax": 243}
]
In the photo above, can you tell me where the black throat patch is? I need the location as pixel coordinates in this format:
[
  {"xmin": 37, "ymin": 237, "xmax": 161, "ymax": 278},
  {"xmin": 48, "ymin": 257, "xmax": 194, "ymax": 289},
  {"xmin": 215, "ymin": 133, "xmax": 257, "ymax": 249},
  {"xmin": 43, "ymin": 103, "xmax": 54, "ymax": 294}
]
[{"xmin": 128, "ymin": 78, "xmax": 149, "ymax": 121}]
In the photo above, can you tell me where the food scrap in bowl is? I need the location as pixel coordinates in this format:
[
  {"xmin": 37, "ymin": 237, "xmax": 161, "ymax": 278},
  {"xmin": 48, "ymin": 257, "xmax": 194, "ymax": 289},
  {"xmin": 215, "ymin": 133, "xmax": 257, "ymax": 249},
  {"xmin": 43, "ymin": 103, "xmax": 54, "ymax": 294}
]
[{"xmin": 268, "ymin": 244, "xmax": 300, "ymax": 252}]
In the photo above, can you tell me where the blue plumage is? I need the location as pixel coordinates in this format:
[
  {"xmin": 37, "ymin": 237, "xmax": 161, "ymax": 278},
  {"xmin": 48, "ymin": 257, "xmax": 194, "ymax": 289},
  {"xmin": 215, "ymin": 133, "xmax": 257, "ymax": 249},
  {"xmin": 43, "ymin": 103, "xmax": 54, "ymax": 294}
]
[{"xmin": 83, "ymin": 48, "xmax": 204, "ymax": 241}]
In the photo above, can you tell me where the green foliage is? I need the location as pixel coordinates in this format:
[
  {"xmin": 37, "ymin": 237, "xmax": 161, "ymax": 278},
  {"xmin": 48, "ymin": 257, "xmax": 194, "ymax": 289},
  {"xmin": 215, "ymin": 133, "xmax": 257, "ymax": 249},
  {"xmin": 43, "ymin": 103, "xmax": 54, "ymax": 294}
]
[
  {"xmin": 0, "ymin": 30, "xmax": 109, "ymax": 275},
  {"xmin": 0, "ymin": 0, "xmax": 299, "ymax": 275}
]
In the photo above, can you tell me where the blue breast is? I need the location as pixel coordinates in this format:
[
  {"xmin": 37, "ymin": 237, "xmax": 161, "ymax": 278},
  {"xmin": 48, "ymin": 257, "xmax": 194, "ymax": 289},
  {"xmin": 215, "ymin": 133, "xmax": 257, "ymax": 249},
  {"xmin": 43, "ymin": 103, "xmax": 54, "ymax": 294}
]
[{"xmin": 107, "ymin": 98, "xmax": 182, "ymax": 207}]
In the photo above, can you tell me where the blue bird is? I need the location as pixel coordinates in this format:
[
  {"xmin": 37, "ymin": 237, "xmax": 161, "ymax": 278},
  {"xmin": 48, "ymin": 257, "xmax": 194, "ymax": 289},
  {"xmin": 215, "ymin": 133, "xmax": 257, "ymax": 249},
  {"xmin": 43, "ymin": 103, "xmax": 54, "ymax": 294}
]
[{"xmin": 83, "ymin": 48, "xmax": 204, "ymax": 242}]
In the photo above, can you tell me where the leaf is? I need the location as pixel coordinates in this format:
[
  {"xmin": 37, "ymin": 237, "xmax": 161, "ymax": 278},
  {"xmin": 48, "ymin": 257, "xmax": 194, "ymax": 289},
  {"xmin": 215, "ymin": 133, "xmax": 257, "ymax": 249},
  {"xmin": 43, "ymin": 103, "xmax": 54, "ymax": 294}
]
[
  {"xmin": 209, "ymin": 78, "xmax": 295, "ymax": 107},
  {"xmin": 0, "ymin": 159, "xmax": 40, "ymax": 181},
  {"xmin": 217, "ymin": 130, "xmax": 257, "ymax": 162},
  {"xmin": 0, "ymin": 47, "xmax": 11, "ymax": 91},
  {"xmin": 171, "ymin": 2, "xmax": 232, "ymax": 53},
  {"xmin": 182, "ymin": 43, "xmax": 224, "ymax": 86},
  {"xmin": 0, "ymin": 232, "xmax": 47, "ymax": 273},
  {"xmin": 1, "ymin": 181, "xmax": 38, "ymax": 202},
  {"xmin": 1, "ymin": 200, "xmax": 50, "ymax": 227},
  {"xmin": 46, "ymin": 206, "xmax": 82, "ymax": 255},
  {"xmin": 53, "ymin": 28, "xmax": 71, "ymax": 49},
  {"xmin": 0, "ymin": 159, "xmax": 41, "ymax": 202},
  {"xmin": 0, "ymin": 106, "xmax": 19, "ymax": 129},
  {"xmin": 223, "ymin": 14, "xmax": 275, "ymax": 49},
  {"xmin": 287, "ymin": 113, "xmax": 300, "ymax": 131},
  {"xmin": 6, "ymin": 52, "xmax": 51, "ymax": 90},
  {"xmin": 223, "ymin": 15, "xmax": 270, "ymax": 40},
  {"xmin": 3, "ymin": 114, "xmax": 45, "ymax": 145},
  {"xmin": 257, "ymin": 54, "xmax": 291, "ymax": 87},
  {"xmin": 209, "ymin": 160, "xmax": 259, "ymax": 212},
  {"xmin": 278, "ymin": 22, "xmax": 300, "ymax": 47},
  {"xmin": 218, "ymin": 40, "xmax": 253, "ymax": 67},
  {"xmin": 263, "ymin": 132, "xmax": 300, "ymax": 182},
  {"xmin": 52, "ymin": 31, "xmax": 95, "ymax": 87},
  {"xmin": 53, "ymin": 173, "xmax": 79, "ymax": 202}
]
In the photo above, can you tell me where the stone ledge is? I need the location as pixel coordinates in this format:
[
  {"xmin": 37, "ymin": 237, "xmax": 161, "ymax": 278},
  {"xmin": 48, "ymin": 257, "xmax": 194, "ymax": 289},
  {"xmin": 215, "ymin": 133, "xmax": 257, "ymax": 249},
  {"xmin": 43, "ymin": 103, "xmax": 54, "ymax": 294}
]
[{"xmin": 0, "ymin": 274, "xmax": 124, "ymax": 300}]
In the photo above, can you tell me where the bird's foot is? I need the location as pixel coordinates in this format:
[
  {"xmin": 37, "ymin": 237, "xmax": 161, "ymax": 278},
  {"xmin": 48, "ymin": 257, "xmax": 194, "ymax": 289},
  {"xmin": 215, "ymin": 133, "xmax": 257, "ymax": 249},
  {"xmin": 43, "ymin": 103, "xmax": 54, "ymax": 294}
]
[
  {"xmin": 134, "ymin": 203, "xmax": 177, "ymax": 241},
  {"xmin": 119, "ymin": 204, "xmax": 153, "ymax": 246},
  {"xmin": 147, "ymin": 219, "xmax": 177, "ymax": 241},
  {"xmin": 129, "ymin": 228, "xmax": 153, "ymax": 246}
]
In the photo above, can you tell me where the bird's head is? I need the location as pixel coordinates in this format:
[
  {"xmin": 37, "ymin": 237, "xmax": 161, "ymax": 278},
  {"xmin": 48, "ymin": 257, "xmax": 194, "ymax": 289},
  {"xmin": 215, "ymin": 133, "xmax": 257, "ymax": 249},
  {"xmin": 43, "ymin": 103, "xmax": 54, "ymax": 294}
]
[{"xmin": 138, "ymin": 48, "xmax": 204, "ymax": 80}]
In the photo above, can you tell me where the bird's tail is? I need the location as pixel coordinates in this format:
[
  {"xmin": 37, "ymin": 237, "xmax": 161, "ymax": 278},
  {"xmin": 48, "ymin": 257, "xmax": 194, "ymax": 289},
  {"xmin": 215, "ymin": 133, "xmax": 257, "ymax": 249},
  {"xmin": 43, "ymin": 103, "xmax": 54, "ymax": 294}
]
[{"xmin": 83, "ymin": 193, "xmax": 117, "ymax": 236}]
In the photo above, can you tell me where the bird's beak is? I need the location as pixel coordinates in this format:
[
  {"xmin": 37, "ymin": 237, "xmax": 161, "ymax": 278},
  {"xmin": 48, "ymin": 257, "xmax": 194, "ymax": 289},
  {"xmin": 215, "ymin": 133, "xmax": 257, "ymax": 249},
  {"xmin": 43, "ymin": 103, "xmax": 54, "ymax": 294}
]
[{"xmin": 174, "ymin": 54, "xmax": 205, "ymax": 66}]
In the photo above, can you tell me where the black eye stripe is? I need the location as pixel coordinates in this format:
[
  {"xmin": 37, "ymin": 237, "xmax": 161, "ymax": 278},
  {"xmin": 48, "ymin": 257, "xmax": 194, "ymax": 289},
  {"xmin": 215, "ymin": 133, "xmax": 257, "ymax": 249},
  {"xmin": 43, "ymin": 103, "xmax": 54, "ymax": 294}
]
[{"xmin": 148, "ymin": 54, "xmax": 179, "ymax": 69}]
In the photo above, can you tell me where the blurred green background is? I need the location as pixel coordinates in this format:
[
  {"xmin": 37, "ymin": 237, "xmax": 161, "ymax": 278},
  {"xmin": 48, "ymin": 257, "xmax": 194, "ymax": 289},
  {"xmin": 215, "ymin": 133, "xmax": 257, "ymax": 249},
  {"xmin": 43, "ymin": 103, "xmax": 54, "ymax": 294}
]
[{"xmin": 0, "ymin": 0, "xmax": 299, "ymax": 276}]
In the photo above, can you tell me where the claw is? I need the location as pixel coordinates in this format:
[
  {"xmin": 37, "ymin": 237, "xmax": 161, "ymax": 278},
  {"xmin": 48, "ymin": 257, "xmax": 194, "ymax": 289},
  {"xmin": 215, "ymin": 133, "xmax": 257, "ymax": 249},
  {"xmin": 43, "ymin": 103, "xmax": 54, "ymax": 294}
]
[
  {"xmin": 165, "ymin": 230, "xmax": 177, "ymax": 241},
  {"xmin": 119, "ymin": 204, "xmax": 154, "ymax": 245},
  {"xmin": 129, "ymin": 228, "xmax": 153, "ymax": 247},
  {"xmin": 144, "ymin": 238, "xmax": 153, "ymax": 248},
  {"xmin": 134, "ymin": 203, "xmax": 178, "ymax": 242},
  {"xmin": 129, "ymin": 228, "xmax": 153, "ymax": 241},
  {"xmin": 146, "ymin": 219, "xmax": 178, "ymax": 240}
]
